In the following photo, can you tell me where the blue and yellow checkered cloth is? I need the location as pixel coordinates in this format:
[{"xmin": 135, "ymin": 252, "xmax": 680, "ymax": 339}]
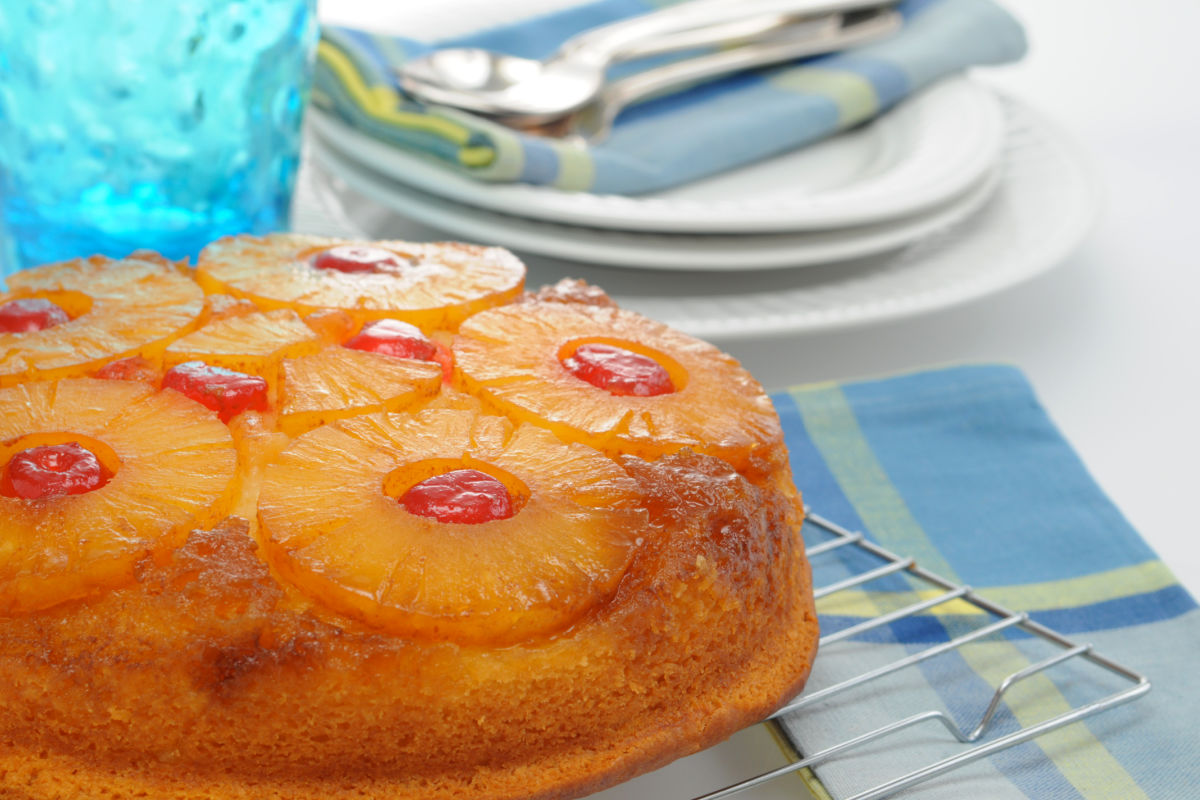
[
  {"xmin": 313, "ymin": 0, "xmax": 1027, "ymax": 195},
  {"xmin": 774, "ymin": 364, "xmax": 1198, "ymax": 799}
]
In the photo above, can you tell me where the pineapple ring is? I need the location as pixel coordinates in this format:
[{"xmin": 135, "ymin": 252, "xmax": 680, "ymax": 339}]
[
  {"xmin": 163, "ymin": 308, "xmax": 323, "ymax": 378},
  {"xmin": 195, "ymin": 233, "xmax": 526, "ymax": 330},
  {"xmin": 278, "ymin": 347, "xmax": 443, "ymax": 437},
  {"xmin": 258, "ymin": 407, "xmax": 648, "ymax": 645},
  {"xmin": 0, "ymin": 253, "xmax": 204, "ymax": 387},
  {"xmin": 453, "ymin": 302, "xmax": 785, "ymax": 472},
  {"xmin": 0, "ymin": 379, "xmax": 237, "ymax": 615}
]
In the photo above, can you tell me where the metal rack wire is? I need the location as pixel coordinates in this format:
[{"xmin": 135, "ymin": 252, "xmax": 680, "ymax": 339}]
[{"xmin": 688, "ymin": 510, "xmax": 1151, "ymax": 800}]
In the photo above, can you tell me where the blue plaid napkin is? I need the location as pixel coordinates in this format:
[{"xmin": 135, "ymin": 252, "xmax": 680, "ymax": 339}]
[
  {"xmin": 772, "ymin": 364, "xmax": 1198, "ymax": 799},
  {"xmin": 313, "ymin": 0, "xmax": 1027, "ymax": 195}
]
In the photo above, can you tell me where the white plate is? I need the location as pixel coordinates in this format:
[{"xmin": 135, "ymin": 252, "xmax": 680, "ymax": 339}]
[
  {"xmin": 295, "ymin": 95, "xmax": 1099, "ymax": 340},
  {"xmin": 310, "ymin": 134, "xmax": 1001, "ymax": 271},
  {"xmin": 309, "ymin": 77, "xmax": 1005, "ymax": 234}
]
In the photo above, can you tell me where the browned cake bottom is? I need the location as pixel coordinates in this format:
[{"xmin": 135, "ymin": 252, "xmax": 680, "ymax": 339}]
[{"xmin": 0, "ymin": 451, "xmax": 817, "ymax": 800}]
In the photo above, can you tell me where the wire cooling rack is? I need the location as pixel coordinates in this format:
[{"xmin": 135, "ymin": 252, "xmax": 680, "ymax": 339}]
[{"xmin": 686, "ymin": 510, "xmax": 1151, "ymax": 800}]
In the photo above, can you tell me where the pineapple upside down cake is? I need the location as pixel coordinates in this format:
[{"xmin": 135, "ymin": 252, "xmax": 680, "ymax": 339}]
[{"xmin": 0, "ymin": 235, "xmax": 818, "ymax": 800}]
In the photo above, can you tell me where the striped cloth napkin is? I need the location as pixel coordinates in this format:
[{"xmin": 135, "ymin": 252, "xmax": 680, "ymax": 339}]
[
  {"xmin": 771, "ymin": 364, "xmax": 1198, "ymax": 799},
  {"xmin": 313, "ymin": 0, "xmax": 1027, "ymax": 195}
]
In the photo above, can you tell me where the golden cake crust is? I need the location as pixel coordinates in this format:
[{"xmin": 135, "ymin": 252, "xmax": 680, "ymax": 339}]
[{"xmin": 0, "ymin": 238, "xmax": 818, "ymax": 800}]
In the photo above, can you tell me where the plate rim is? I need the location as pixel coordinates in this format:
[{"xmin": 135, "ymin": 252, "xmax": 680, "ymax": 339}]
[
  {"xmin": 310, "ymin": 137, "xmax": 1002, "ymax": 272},
  {"xmin": 308, "ymin": 76, "xmax": 1005, "ymax": 234},
  {"xmin": 648, "ymin": 98, "xmax": 1103, "ymax": 339}
]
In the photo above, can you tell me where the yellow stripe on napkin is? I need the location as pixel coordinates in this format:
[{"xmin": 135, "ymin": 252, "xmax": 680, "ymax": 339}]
[
  {"xmin": 316, "ymin": 40, "xmax": 491, "ymax": 166},
  {"xmin": 791, "ymin": 384, "xmax": 960, "ymax": 580},
  {"xmin": 819, "ymin": 560, "xmax": 1179, "ymax": 619},
  {"xmin": 769, "ymin": 68, "xmax": 880, "ymax": 127}
]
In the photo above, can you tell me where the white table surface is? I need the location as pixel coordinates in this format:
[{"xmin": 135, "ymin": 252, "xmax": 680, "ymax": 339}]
[{"xmin": 319, "ymin": 0, "xmax": 1200, "ymax": 600}]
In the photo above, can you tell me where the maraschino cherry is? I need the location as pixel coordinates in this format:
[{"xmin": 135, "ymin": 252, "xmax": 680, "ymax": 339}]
[
  {"xmin": 163, "ymin": 362, "xmax": 269, "ymax": 422},
  {"xmin": 1, "ymin": 443, "xmax": 109, "ymax": 499},
  {"xmin": 0, "ymin": 298, "xmax": 70, "ymax": 333},
  {"xmin": 312, "ymin": 246, "xmax": 405, "ymax": 274},
  {"xmin": 562, "ymin": 343, "xmax": 674, "ymax": 397},
  {"xmin": 345, "ymin": 319, "xmax": 437, "ymax": 361},
  {"xmin": 401, "ymin": 469, "xmax": 514, "ymax": 524}
]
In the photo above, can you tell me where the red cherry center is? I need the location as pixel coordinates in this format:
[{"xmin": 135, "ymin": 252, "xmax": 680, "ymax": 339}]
[
  {"xmin": 562, "ymin": 343, "xmax": 675, "ymax": 397},
  {"xmin": 401, "ymin": 468, "xmax": 514, "ymax": 524},
  {"xmin": 1, "ymin": 442, "xmax": 109, "ymax": 500},
  {"xmin": 345, "ymin": 319, "xmax": 437, "ymax": 362},
  {"xmin": 0, "ymin": 298, "xmax": 70, "ymax": 333},
  {"xmin": 163, "ymin": 361, "xmax": 269, "ymax": 423},
  {"xmin": 312, "ymin": 246, "xmax": 405, "ymax": 274}
]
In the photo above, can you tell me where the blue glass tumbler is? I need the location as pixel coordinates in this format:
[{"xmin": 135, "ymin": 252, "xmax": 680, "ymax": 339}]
[{"xmin": 0, "ymin": 0, "xmax": 317, "ymax": 278}]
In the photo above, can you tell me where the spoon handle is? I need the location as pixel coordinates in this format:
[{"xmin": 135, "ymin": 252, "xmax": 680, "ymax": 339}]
[
  {"xmin": 557, "ymin": 0, "xmax": 898, "ymax": 66},
  {"xmin": 576, "ymin": 8, "xmax": 903, "ymax": 142}
]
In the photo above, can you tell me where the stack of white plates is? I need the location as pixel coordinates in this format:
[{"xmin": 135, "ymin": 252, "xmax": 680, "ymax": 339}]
[{"xmin": 301, "ymin": 76, "xmax": 1099, "ymax": 340}]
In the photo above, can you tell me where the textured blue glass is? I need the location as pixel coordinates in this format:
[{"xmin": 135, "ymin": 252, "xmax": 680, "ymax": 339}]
[{"xmin": 0, "ymin": 0, "xmax": 317, "ymax": 277}]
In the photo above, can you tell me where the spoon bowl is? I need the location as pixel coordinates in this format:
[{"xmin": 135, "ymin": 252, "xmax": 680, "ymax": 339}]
[
  {"xmin": 399, "ymin": 0, "xmax": 896, "ymax": 125},
  {"xmin": 400, "ymin": 49, "xmax": 605, "ymax": 123}
]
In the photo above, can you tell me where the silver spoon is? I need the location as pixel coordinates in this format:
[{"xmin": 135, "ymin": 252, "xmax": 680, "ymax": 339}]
[
  {"xmin": 398, "ymin": 0, "xmax": 896, "ymax": 126},
  {"xmin": 554, "ymin": 8, "xmax": 903, "ymax": 143}
]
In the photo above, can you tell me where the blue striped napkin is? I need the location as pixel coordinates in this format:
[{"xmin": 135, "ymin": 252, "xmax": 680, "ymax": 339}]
[
  {"xmin": 772, "ymin": 364, "xmax": 1198, "ymax": 799},
  {"xmin": 313, "ymin": 0, "xmax": 1027, "ymax": 195}
]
